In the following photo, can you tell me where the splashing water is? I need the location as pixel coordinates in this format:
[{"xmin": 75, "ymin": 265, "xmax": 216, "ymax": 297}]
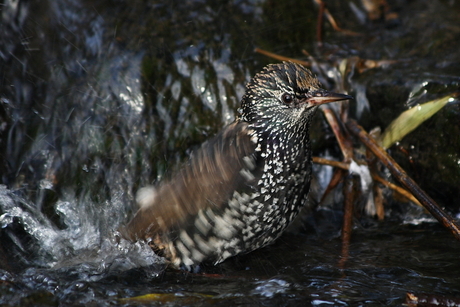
[
  {"xmin": 1, "ymin": 0, "xmax": 460, "ymax": 305},
  {"xmin": 0, "ymin": 184, "xmax": 164, "ymax": 277}
]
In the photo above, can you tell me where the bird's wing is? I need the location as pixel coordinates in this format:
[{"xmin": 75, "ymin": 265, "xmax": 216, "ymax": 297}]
[{"xmin": 120, "ymin": 121, "xmax": 260, "ymax": 241}]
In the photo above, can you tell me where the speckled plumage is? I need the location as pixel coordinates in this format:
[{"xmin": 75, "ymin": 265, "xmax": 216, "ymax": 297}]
[{"xmin": 121, "ymin": 62, "xmax": 351, "ymax": 270}]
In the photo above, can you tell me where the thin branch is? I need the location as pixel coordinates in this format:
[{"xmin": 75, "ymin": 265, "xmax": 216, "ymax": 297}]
[
  {"xmin": 372, "ymin": 173, "xmax": 422, "ymax": 208},
  {"xmin": 312, "ymin": 156, "xmax": 349, "ymax": 170},
  {"xmin": 313, "ymin": 156, "xmax": 422, "ymax": 208},
  {"xmin": 338, "ymin": 175, "xmax": 354, "ymax": 269},
  {"xmin": 316, "ymin": 0, "xmax": 326, "ymax": 44},
  {"xmin": 322, "ymin": 107, "xmax": 354, "ymax": 161},
  {"xmin": 254, "ymin": 48, "xmax": 310, "ymax": 66},
  {"xmin": 313, "ymin": 0, "xmax": 362, "ymax": 37},
  {"xmin": 346, "ymin": 119, "xmax": 460, "ymax": 241}
]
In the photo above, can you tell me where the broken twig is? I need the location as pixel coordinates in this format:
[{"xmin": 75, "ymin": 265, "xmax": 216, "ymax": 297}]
[
  {"xmin": 254, "ymin": 48, "xmax": 310, "ymax": 66},
  {"xmin": 346, "ymin": 119, "xmax": 460, "ymax": 241}
]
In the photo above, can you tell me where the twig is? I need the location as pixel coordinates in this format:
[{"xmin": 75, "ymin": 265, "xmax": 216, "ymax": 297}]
[
  {"xmin": 372, "ymin": 173, "xmax": 422, "ymax": 207},
  {"xmin": 322, "ymin": 107, "xmax": 353, "ymax": 161},
  {"xmin": 319, "ymin": 168, "xmax": 346, "ymax": 205},
  {"xmin": 316, "ymin": 0, "xmax": 326, "ymax": 45},
  {"xmin": 324, "ymin": 9, "xmax": 361, "ymax": 36},
  {"xmin": 312, "ymin": 156, "xmax": 349, "ymax": 170},
  {"xmin": 338, "ymin": 175, "xmax": 354, "ymax": 268},
  {"xmin": 313, "ymin": 0, "xmax": 362, "ymax": 37},
  {"xmin": 372, "ymin": 176, "xmax": 385, "ymax": 220},
  {"xmin": 346, "ymin": 119, "xmax": 460, "ymax": 241},
  {"xmin": 312, "ymin": 156, "xmax": 422, "ymax": 208},
  {"xmin": 254, "ymin": 48, "xmax": 310, "ymax": 66}
]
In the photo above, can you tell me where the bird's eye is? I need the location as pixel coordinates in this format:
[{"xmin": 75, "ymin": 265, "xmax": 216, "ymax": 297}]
[{"xmin": 281, "ymin": 93, "xmax": 293, "ymax": 104}]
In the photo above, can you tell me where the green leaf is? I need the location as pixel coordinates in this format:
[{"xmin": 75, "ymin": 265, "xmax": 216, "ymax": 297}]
[{"xmin": 380, "ymin": 95, "xmax": 454, "ymax": 149}]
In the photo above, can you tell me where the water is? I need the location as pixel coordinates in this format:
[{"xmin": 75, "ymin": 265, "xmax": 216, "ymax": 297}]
[{"xmin": 1, "ymin": 0, "xmax": 460, "ymax": 305}]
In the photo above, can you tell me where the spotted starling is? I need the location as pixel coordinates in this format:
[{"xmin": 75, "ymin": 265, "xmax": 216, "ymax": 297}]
[{"xmin": 121, "ymin": 62, "xmax": 351, "ymax": 270}]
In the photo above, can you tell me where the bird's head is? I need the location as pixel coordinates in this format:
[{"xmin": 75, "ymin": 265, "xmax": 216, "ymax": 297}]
[{"xmin": 238, "ymin": 62, "xmax": 351, "ymax": 131}]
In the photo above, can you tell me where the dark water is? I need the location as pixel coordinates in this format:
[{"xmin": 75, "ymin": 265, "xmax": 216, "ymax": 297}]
[{"xmin": 1, "ymin": 0, "xmax": 460, "ymax": 305}]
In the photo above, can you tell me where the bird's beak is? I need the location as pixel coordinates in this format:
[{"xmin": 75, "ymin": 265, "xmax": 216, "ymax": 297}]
[{"xmin": 307, "ymin": 90, "xmax": 353, "ymax": 107}]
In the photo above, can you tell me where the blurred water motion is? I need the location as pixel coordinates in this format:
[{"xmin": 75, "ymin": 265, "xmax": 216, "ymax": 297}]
[{"xmin": 0, "ymin": 0, "xmax": 460, "ymax": 305}]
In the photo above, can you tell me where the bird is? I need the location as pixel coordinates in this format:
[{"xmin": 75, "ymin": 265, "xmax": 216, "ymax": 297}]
[{"xmin": 120, "ymin": 62, "xmax": 352, "ymax": 271}]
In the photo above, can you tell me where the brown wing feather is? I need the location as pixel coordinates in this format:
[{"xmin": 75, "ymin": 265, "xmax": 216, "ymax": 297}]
[{"xmin": 120, "ymin": 121, "xmax": 258, "ymax": 242}]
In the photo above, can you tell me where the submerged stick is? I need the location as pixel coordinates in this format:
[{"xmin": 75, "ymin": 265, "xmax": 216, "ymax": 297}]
[
  {"xmin": 346, "ymin": 119, "xmax": 460, "ymax": 241},
  {"xmin": 338, "ymin": 175, "xmax": 354, "ymax": 268}
]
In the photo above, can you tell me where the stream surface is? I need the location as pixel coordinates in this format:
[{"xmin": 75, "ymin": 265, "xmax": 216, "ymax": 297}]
[{"xmin": 1, "ymin": 0, "xmax": 460, "ymax": 305}]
